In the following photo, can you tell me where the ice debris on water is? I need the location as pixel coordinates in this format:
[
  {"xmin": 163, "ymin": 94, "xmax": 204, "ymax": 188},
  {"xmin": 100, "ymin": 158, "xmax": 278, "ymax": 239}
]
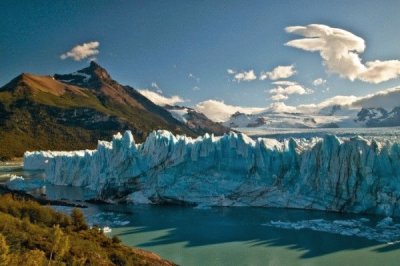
[{"xmin": 264, "ymin": 217, "xmax": 400, "ymax": 243}]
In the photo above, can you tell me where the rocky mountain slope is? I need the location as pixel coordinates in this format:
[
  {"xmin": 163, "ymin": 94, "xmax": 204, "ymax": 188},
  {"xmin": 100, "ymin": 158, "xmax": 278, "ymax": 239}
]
[
  {"xmin": 165, "ymin": 105, "xmax": 229, "ymax": 135},
  {"xmin": 0, "ymin": 62, "xmax": 218, "ymax": 159}
]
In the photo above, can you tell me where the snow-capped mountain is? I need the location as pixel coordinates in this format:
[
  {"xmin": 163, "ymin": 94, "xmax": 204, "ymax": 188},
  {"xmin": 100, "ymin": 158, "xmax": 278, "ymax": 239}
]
[
  {"xmin": 225, "ymin": 111, "xmax": 343, "ymax": 129},
  {"xmin": 355, "ymin": 107, "xmax": 400, "ymax": 127},
  {"xmin": 165, "ymin": 105, "xmax": 229, "ymax": 135},
  {"xmin": 223, "ymin": 87, "xmax": 400, "ymax": 129}
]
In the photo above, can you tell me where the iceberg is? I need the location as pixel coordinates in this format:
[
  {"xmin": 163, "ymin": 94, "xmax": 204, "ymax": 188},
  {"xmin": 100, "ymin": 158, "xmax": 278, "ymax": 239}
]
[{"xmin": 24, "ymin": 130, "xmax": 400, "ymax": 216}]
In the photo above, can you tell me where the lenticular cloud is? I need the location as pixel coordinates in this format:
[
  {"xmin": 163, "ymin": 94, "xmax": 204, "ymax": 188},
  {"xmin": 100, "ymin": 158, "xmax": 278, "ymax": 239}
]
[{"xmin": 285, "ymin": 24, "xmax": 400, "ymax": 84}]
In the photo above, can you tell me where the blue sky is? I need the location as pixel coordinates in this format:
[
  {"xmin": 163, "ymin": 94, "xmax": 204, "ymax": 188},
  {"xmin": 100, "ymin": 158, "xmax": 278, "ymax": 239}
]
[{"xmin": 2, "ymin": 0, "xmax": 400, "ymax": 111}]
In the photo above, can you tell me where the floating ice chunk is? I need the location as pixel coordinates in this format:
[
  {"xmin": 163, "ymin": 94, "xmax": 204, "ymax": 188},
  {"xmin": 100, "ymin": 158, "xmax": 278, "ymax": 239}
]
[
  {"xmin": 265, "ymin": 217, "xmax": 400, "ymax": 243},
  {"xmin": 102, "ymin": 226, "xmax": 112, "ymax": 233},
  {"xmin": 113, "ymin": 220, "xmax": 130, "ymax": 226},
  {"xmin": 6, "ymin": 176, "xmax": 44, "ymax": 191},
  {"xmin": 9, "ymin": 175, "xmax": 24, "ymax": 182},
  {"xmin": 128, "ymin": 191, "xmax": 151, "ymax": 204}
]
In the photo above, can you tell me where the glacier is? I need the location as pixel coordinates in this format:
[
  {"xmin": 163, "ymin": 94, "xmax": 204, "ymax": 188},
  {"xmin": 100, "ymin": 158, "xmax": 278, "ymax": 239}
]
[{"xmin": 23, "ymin": 130, "xmax": 400, "ymax": 216}]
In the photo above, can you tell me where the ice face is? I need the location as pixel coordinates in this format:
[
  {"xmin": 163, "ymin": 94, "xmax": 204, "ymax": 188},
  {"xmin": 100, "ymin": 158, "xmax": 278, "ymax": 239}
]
[{"xmin": 24, "ymin": 130, "xmax": 400, "ymax": 216}]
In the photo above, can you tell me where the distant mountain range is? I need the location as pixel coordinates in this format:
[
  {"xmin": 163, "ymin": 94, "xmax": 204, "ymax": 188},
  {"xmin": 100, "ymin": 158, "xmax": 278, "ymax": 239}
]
[
  {"xmin": 223, "ymin": 87, "xmax": 400, "ymax": 129},
  {"xmin": 0, "ymin": 61, "xmax": 228, "ymax": 159}
]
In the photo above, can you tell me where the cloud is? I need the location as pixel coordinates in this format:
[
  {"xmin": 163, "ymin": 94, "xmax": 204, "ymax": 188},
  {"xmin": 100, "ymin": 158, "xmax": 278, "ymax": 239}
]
[
  {"xmin": 313, "ymin": 78, "xmax": 327, "ymax": 86},
  {"xmin": 138, "ymin": 89, "xmax": 185, "ymax": 106},
  {"xmin": 285, "ymin": 24, "xmax": 400, "ymax": 84},
  {"xmin": 151, "ymin": 82, "xmax": 162, "ymax": 93},
  {"xmin": 194, "ymin": 100, "xmax": 264, "ymax": 122},
  {"xmin": 289, "ymin": 86, "xmax": 400, "ymax": 113},
  {"xmin": 351, "ymin": 86, "xmax": 400, "ymax": 110},
  {"xmin": 188, "ymin": 73, "xmax": 200, "ymax": 82},
  {"xmin": 192, "ymin": 86, "xmax": 201, "ymax": 91},
  {"xmin": 359, "ymin": 60, "xmax": 400, "ymax": 83},
  {"xmin": 269, "ymin": 82, "xmax": 314, "ymax": 101},
  {"xmin": 272, "ymin": 80, "xmax": 297, "ymax": 86},
  {"xmin": 260, "ymin": 65, "xmax": 296, "ymax": 80},
  {"xmin": 227, "ymin": 69, "xmax": 257, "ymax": 82},
  {"xmin": 267, "ymin": 102, "xmax": 299, "ymax": 113},
  {"xmin": 296, "ymin": 95, "xmax": 359, "ymax": 113},
  {"xmin": 270, "ymin": 94, "xmax": 289, "ymax": 101},
  {"xmin": 194, "ymin": 85, "xmax": 400, "ymax": 121},
  {"xmin": 60, "ymin": 41, "xmax": 100, "ymax": 61},
  {"xmin": 263, "ymin": 94, "xmax": 361, "ymax": 114}
]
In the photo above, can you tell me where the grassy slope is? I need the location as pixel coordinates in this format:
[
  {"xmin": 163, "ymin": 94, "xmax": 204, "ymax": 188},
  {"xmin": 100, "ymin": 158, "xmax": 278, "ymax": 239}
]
[{"xmin": 0, "ymin": 194, "xmax": 175, "ymax": 266}]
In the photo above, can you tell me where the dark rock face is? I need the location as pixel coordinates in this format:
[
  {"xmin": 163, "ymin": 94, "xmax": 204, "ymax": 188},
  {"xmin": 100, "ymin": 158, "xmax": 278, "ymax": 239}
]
[
  {"xmin": 356, "ymin": 107, "xmax": 400, "ymax": 127},
  {"xmin": 165, "ymin": 105, "xmax": 230, "ymax": 135},
  {"xmin": 54, "ymin": 61, "xmax": 112, "ymax": 89},
  {"xmin": 247, "ymin": 117, "xmax": 266, "ymax": 127}
]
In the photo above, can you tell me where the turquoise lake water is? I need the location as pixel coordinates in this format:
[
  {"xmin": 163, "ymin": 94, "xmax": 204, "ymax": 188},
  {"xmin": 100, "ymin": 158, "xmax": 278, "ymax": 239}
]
[{"xmin": 93, "ymin": 204, "xmax": 400, "ymax": 266}]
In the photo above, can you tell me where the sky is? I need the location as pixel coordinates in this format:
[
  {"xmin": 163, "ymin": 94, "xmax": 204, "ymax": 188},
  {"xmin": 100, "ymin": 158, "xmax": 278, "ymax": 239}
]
[{"xmin": 2, "ymin": 0, "xmax": 400, "ymax": 118}]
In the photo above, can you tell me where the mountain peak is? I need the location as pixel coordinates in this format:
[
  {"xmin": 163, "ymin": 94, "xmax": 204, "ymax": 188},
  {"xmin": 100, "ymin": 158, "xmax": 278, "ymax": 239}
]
[
  {"xmin": 54, "ymin": 61, "xmax": 112, "ymax": 88},
  {"xmin": 84, "ymin": 61, "xmax": 110, "ymax": 78},
  {"xmin": 76, "ymin": 61, "xmax": 112, "ymax": 83}
]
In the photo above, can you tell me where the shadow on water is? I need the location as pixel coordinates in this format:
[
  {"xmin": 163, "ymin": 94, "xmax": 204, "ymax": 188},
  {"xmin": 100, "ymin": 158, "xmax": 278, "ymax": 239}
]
[{"xmin": 102, "ymin": 204, "xmax": 396, "ymax": 259}]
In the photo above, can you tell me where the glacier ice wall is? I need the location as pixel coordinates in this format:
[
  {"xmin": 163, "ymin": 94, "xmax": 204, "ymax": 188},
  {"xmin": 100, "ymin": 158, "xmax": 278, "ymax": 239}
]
[{"xmin": 24, "ymin": 130, "xmax": 400, "ymax": 216}]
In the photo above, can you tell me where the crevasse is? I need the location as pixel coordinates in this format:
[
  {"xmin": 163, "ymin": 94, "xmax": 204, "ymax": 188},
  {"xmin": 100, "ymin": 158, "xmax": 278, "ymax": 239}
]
[{"xmin": 24, "ymin": 130, "xmax": 400, "ymax": 216}]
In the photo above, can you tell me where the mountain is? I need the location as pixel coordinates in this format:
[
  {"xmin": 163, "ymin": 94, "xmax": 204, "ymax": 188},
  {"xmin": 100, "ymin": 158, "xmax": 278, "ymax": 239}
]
[
  {"xmin": 165, "ymin": 105, "xmax": 229, "ymax": 135},
  {"xmin": 223, "ymin": 87, "xmax": 400, "ymax": 130},
  {"xmin": 225, "ymin": 111, "xmax": 320, "ymax": 128},
  {"xmin": 355, "ymin": 107, "xmax": 400, "ymax": 127},
  {"xmin": 0, "ymin": 62, "xmax": 213, "ymax": 159},
  {"xmin": 24, "ymin": 130, "xmax": 400, "ymax": 217}
]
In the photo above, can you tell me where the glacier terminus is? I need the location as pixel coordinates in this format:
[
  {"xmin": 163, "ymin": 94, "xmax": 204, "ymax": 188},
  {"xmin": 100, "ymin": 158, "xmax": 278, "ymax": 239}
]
[{"xmin": 23, "ymin": 130, "xmax": 400, "ymax": 217}]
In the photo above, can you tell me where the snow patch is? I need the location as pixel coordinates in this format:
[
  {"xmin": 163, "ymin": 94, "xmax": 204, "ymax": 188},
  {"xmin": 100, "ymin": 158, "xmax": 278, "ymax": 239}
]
[{"xmin": 72, "ymin": 72, "xmax": 91, "ymax": 82}]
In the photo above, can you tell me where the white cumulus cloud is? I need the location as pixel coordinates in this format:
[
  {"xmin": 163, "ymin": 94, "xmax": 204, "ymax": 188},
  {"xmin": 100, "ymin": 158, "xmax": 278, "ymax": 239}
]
[
  {"xmin": 60, "ymin": 41, "xmax": 100, "ymax": 61},
  {"xmin": 227, "ymin": 69, "xmax": 257, "ymax": 82},
  {"xmin": 267, "ymin": 102, "xmax": 299, "ymax": 113},
  {"xmin": 138, "ymin": 89, "xmax": 185, "ymax": 106},
  {"xmin": 272, "ymin": 80, "xmax": 298, "ymax": 86},
  {"xmin": 194, "ymin": 100, "xmax": 264, "ymax": 122},
  {"xmin": 260, "ymin": 65, "xmax": 296, "ymax": 80},
  {"xmin": 269, "ymin": 82, "xmax": 314, "ymax": 101},
  {"xmin": 313, "ymin": 78, "xmax": 327, "ymax": 86},
  {"xmin": 285, "ymin": 24, "xmax": 400, "ymax": 84}
]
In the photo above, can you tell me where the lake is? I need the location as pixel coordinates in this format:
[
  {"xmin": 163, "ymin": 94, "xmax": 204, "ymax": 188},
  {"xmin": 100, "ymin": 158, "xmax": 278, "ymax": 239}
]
[{"xmin": 1, "ymin": 162, "xmax": 400, "ymax": 265}]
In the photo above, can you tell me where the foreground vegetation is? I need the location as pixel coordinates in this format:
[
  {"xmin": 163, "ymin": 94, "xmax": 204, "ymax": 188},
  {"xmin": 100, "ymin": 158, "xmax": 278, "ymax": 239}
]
[{"xmin": 0, "ymin": 194, "xmax": 175, "ymax": 266}]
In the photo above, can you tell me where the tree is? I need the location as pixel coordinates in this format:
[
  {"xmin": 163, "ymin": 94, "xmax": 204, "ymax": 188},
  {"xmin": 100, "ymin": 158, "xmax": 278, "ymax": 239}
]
[
  {"xmin": 0, "ymin": 233, "xmax": 9, "ymax": 265},
  {"xmin": 48, "ymin": 225, "xmax": 70, "ymax": 265},
  {"xmin": 70, "ymin": 209, "xmax": 88, "ymax": 231},
  {"xmin": 19, "ymin": 249, "xmax": 46, "ymax": 266}
]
